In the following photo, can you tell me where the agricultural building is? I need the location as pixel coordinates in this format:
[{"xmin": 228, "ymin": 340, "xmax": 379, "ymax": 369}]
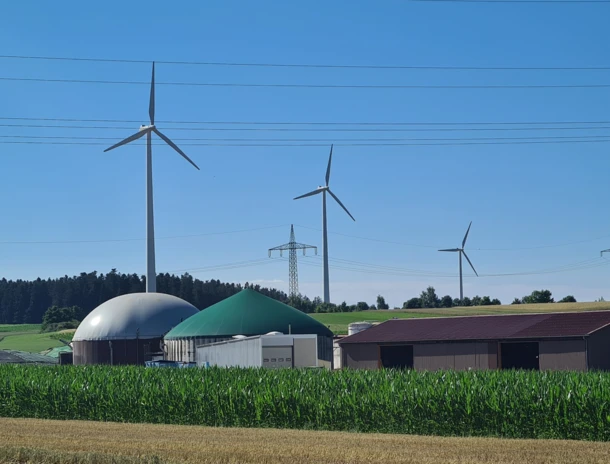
[
  {"xmin": 338, "ymin": 311, "xmax": 610, "ymax": 371},
  {"xmin": 72, "ymin": 293, "xmax": 199, "ymax": 365},
  {"xmin": 164, "ymin": 289, "xmax": 334, "ymax": 368},
  {"xmin": 0, "ymin": 350, "xmax": 58, "ymax": 365},
  {"xmin": 196, "ymin": 333, "xmax": 319, "ymax": 369}
]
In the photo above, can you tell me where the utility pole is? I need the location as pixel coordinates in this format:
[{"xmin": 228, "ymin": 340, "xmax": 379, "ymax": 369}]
[
  {"xmin": 602, "ymin": 249, "xmax": 610, "ymax": 257},
  {"xmin": 269, "ymin": 225, "xmax": 317, "ymax": 298}
]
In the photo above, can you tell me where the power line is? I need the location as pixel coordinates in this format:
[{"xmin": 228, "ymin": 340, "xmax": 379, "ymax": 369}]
[
  {"xmin": 4, "ymin": 134, "xmax": 610, "ymax": 143},
  {"xmin": 169, "ymin": 258, "xmax": 279, "ymax": 274},
  {"xmin": 3, "ymin": 139, "xmax": 610, "ymax": 147},
  {"xmin": 295, "ymin": 224, "xmax": 610, "ymax": 251},
  {"xmin": 2, "ymin": 54, "xmax": 610, "ymax": 70},
  {"xmin": 3, "ymin": 123, "xmax": 610, "ymax": 132},
  {"xmin": 2, "ymin": 76, "xmax": 610, "ymax": 89},
  {"xmin": 297, "ymin": 255, "xmax": 610, "ymax": 278},
  {"xmin": 0, "ymin": 225, "xmax": 286, "ymax": 245},
  {"xmin": 166, "ymin": 253, "xmax": 610, "ymax": 279},
  {"xmin": 4, "ymin": 116, "xmax": 610, "ymax": 126}
]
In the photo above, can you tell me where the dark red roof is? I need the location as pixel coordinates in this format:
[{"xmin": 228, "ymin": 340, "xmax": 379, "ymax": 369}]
[{"xmin": 338, "ymin": 311, "xmax": 610, "ymax": 344}]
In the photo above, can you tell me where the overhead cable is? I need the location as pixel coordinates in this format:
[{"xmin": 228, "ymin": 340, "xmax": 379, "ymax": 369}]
[
  {"xmin": 2, "ymin": 76, "xmax": 610, "ymax": 89},
  {"xmin": 1, "ymin": 54, "xmax": 609, "ymax": 70},
  {"xmin": 4, "ymin": 117, "xmax": 610, "ymax": 126}
]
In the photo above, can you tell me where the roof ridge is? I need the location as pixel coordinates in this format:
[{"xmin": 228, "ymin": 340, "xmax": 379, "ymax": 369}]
[{"xmin": 390, "ymin": 309, "xmax": 610, "ymax": 322}]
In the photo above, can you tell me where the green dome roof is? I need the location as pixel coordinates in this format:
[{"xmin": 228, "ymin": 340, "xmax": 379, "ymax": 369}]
[{"xmin": 164, "ymin": 289, "xmax": 333, "ymax": 339}]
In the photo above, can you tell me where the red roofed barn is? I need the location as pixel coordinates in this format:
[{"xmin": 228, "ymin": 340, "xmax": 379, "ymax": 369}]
[{"xmin": 338, "ymin": 311, "xmax": 610, "ymax": 371}]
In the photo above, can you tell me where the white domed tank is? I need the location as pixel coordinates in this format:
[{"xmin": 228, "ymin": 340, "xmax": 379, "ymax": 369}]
[
  {"xmin": 72, "ymin": 293, "xmax": 199, "ymax": 365},
  {"xmin": 348, "ymin": 321, "xmax": 373, "ymax": 336}
]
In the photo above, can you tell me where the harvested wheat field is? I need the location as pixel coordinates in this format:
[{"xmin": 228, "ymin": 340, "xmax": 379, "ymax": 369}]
[{"xmin": 1, "ymin": 418, "xmax": 609, "ymax": 464}]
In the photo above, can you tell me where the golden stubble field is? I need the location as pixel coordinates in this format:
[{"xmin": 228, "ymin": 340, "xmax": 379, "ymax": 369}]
[{"xmin": 1, "ymin": 418, "xmax": 609, "ymax": 464}]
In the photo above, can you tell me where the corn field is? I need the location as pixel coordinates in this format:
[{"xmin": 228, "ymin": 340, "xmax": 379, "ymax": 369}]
[{"xmin": 1, "ymin": 365, "xmax": 609, "ymax": 440}]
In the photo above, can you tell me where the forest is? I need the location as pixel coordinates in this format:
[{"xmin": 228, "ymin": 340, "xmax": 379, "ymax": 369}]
[{"xmin": 0, "ymin": 270, "xmax": 287, "ymax": 324}]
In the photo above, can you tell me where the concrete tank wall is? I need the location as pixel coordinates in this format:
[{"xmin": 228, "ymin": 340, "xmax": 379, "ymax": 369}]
[{"xmin": 73, "ymin": 338, "xmax": 161, "ymax": 365}]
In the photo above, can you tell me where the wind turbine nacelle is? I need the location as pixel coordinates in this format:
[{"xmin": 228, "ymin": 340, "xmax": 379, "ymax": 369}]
[{"xmin": 139, "ymin": 124, "xmax": 155, "ymax": 132}]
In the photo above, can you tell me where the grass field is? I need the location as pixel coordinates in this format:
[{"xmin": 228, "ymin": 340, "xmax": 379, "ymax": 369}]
[
  {"xmin": 312, "ymin": 301, "xmax": 610, "ymax": 334},
  {"xmin": 0, "ymin": 324, "xmax": 42, "ymax": 333},
  {"xmin": 0, "ymin": 324, "xmax": 73, "ymax": 353},
  {"xmin": 1, "ymin": 418, "xmax": 608, "ymax": 464}
]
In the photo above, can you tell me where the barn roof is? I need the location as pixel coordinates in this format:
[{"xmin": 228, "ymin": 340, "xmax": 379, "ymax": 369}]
[
  {"xmin": 338, "ymin": 311, "xmax": 610, "ymax": 345},
  {"xmin": 164, "ymin": 289, "xmax": 333, "ymax": 339}
]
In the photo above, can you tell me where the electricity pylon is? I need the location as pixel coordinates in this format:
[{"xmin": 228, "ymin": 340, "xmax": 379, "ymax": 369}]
[{"xmin": 269, "ymin": 225, "xmax": 317, "ymax": 298}]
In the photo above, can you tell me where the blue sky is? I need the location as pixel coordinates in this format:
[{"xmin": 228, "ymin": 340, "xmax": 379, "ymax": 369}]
[{"xmin": 1, "ymin": 0, "xmax": 610, "ymax": 307}]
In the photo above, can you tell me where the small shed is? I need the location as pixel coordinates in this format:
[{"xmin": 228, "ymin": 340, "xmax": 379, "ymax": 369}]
[
  {"xmin": 196, "ymin": 334, "xmax": 318, "ymax": 369},
  {"xmin": 338, "ymin": 311, "xmax": 610, "ymax": 372}
]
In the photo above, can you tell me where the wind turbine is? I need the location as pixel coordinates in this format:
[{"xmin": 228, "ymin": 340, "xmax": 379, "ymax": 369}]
[
  {"xmin": 439, "ymin": 221, "xmax": 478, "ymax": 301},
  {"xmin": 104, "ymin": 62, "xmax": 200, "ymax": 293},
  {"xmin": 294, "ymin": 145, "xmax": 355, "ymax": 304}
]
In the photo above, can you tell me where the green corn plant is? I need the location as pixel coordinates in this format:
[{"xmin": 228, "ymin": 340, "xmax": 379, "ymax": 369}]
[{"xmin": 1, "ymin": 365, "xmax": 609, "ymax": 441}]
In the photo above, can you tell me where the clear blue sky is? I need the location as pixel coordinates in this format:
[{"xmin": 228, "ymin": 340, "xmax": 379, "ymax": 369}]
[{"xmin": 1, "ymin": 0, "xmax": 610, "ymax": 307}]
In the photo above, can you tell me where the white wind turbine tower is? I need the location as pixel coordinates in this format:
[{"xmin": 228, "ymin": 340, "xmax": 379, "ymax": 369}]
[
  {"xmin": 439, "ymin": 221, "xmax": 478, "ymax": 301},
  {"xmin": 294, "ymin": 145, "xmax": 355, "ymax": 304},
  {"xmin": 104, "ymin": 62, "xmax": 200, "ymax": 293}
]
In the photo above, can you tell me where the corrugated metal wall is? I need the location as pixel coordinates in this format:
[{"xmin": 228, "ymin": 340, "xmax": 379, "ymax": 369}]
[
  {"xmin": 342, "ymin": 341, "xmax": 498, "ymax": 371},
  {"xmin": 342, "ymin": 343, "xmax": 379, "ymax": 369},
  {"xmin": 196, "ymin": 337, "xmax": 263, "ymax": 367},
  {"xmin": 587, "ymin": 326, "xmax": 610, "ymax": 370},
  {"xmin": 538, "ymin": 340, "xmax": 586, "ymax": 371},
  {"xmin": 293, "ymin": 337, "xmax": 317, "ymax": 367},
  {"xmin": 414, "ymin": 342, "xmax": 495, "ymax": 371},
  {"xmin": 166, "ymin": 335, "xmax": 334, "ymax": 368}
]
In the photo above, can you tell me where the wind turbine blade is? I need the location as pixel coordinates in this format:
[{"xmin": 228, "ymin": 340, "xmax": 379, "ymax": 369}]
[
  {"xmin": 325, "ymin": 144, "xmax": 333, "ymax": 186},
  {"xmin": 153, "ymin": 128, "xmax": 200, "ymax": 170},
  {"xmin": 103, "ymin": 130, "xmax": 147, "ymax": 152},
  {"xmin": 438, "ymin": 248, "xmax": 460, "ymax": 252},
  {"xmin": 462, "ymin": 250, "xmax": 478, "ymax": 276},
  {"xmin": 149, "ymin": 62, "xmax": 155, "ymax": 125},
  {"xmin": 294, "ymin": 188, "xmax": 322, "ymax": 200},
  {"xmin": 462, "ymin": 221, "xmax": 472, "ymax": 248},
  {"xmin": 328, "ymin": 189, "xmax": 355, "ymax": 221}
]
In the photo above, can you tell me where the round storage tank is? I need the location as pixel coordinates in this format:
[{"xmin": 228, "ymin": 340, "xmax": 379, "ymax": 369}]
[
  {"xmin": 348, "ymin": 322, "xmax": 373, "ymax": 336},
  {"xmin": 72, "ymin": 293, "xmax": 199, "ymax": 366}
]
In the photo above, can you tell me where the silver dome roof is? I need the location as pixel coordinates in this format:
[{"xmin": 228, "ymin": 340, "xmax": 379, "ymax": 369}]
[{"xmin": 73, "ymin": 293, "xmax": 199, "ymax": 341}]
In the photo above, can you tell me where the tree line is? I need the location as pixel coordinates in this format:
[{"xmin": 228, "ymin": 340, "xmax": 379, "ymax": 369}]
[
  {"xmin": 0, "ymin": 267, "xmax": 584, "ymax": 324},
  {"xmin": 0, "ymin": 270, "xmax": 287, "ymax": 324}
]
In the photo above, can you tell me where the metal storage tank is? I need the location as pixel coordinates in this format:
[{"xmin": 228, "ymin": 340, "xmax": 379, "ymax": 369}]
[
  {"xmin": 348, "ymin": 322, "xmax": 373, "ymax": 336},
  {"xmin": 72, "ymin": 293, "xmax": 199, "ymax": 365},
  {"xmin": 164, "ymin": 289, "xmax": 334, "ymax": 368}
]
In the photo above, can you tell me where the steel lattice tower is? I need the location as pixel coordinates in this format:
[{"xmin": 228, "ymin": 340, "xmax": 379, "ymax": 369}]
[{"xmin": 269, "ymin": 225, "xmax": 317, "ymax": 298}]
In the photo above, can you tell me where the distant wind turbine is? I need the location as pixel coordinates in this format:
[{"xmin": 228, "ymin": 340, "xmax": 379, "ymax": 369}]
[
  {"xmin": 104, "ymin": 62, "xmax": 200, "ymax": 293},
  {"xmin": 439, "ymin": 221, "xmax": 478, "ymax": 301},
  {"xmin": 294, "ymin": 145, "xmax": 355, "ymax": 304}
]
